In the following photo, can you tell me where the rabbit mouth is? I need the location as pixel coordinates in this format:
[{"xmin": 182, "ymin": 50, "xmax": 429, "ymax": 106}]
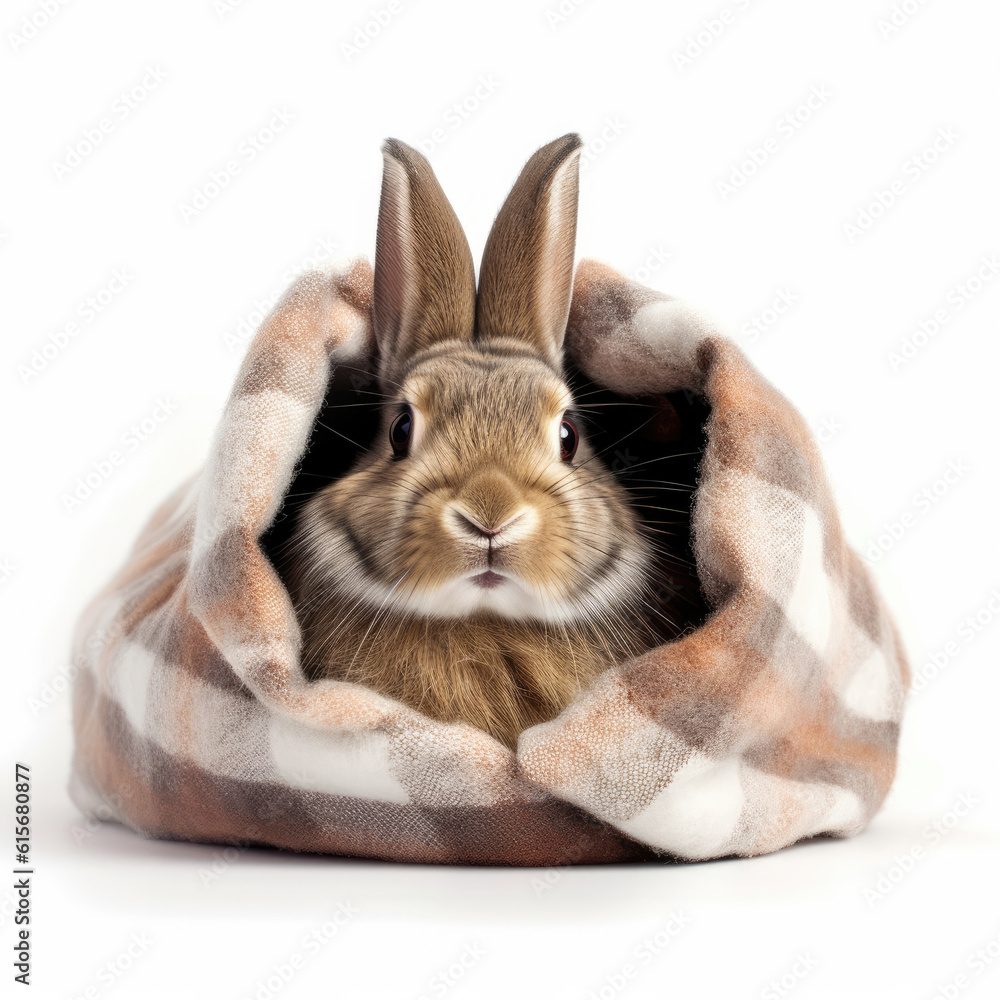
[{"xmin": 471, "ymin": 570, "xmax": 506, "ymax": 590}]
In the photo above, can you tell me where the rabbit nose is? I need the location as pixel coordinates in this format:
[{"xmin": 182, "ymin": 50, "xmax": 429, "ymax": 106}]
[
  {"xmin": 448, "ymin": 506, "xmax": 526, "ymax": 542},
  {"xmin": 445, "ymin": 471, "xmax": 538, "ymax": 545}
]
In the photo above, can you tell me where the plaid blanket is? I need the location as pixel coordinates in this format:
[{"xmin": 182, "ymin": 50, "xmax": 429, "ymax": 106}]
[{"xmin": 69, "ymin": 257, "xmax": 908, "ymax": 865}]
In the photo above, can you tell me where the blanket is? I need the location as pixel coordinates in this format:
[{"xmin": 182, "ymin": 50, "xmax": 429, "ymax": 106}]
[{"xmin": 69, "ymin": 257, "xmax": 908, "ymax": 864}]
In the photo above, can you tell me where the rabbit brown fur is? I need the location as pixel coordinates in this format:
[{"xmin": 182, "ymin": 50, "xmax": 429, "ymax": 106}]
[{"xmin": 283, "ymin": 135, "xmax": 666, "ymax": 749}]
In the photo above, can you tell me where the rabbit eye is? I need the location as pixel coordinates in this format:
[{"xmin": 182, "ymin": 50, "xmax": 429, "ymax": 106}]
[
  {"xmin": 389, "ymin": 406, "xmax": 413, "ymax": 458},
  {"xmin": 559, "ymin": 417, "xmax": 578, "ymax": 462}
]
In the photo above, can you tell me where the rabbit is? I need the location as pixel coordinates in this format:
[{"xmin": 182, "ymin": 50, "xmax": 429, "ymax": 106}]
[{"xmin": 281, "ymin": 134, "xmax": 698, "ymax": 749}]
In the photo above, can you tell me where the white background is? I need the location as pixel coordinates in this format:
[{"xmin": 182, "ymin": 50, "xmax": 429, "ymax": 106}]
[{"xmin": 3, "ymin": 0, "xmax": 999, "ymax": 997}]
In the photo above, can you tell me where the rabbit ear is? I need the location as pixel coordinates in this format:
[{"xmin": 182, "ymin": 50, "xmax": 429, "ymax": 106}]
[
  {"xmin": 373, "ymin": 138, "xmax": 476, "ymax": 379},
  {"xmin": 475, "ymin": 133, "xmax": 583, "ymax": 367}
]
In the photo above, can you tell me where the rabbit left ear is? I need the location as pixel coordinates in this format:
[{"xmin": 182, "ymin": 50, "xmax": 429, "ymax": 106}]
[
  {"xmin": 373, "ymin": 138, "xmax": 477, "ymax": 381},
  {"xmin": 475, "ymin": 133, "xmax": 583, "ymax": 368}
]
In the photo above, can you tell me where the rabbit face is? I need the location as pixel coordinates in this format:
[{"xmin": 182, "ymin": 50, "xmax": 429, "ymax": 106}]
[{"xmin": 296, "ymin": 339, "xmax": 650, "ymax": 623}]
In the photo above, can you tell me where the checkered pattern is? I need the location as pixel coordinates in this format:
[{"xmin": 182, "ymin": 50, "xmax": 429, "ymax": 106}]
[{"xmin": 69, "ymin": 257, "xmax": 908, "ymax": 864}]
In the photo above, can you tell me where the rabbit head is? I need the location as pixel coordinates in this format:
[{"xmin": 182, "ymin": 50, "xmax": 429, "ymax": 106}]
[{"xmin": 289, "ymin": 135, "xmax": 652, "ymax": 626}]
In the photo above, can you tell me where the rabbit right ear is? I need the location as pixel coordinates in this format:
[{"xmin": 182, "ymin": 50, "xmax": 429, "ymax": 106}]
[
  {"xmin": 373, "ymin": 138, "xmax": 476, "ymax": 381},
  {"xmin": 475, "ymin": 134, "xmax": 583, "ymax": 368}
]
